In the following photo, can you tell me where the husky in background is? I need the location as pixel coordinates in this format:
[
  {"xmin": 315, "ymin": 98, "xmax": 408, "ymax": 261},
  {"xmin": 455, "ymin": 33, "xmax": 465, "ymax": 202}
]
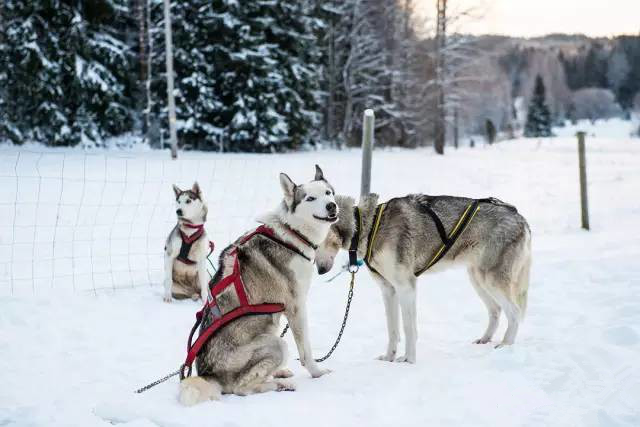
[
  {"xmin": 179, "ymin": 166, "xmax": 338, "ymax": 404},
  {"xmin": 163, "ymin": 182, "xmax": 211, "ymax": 302},
  {"xmin": 316, "ymin": 193, "xmax": 531, "ymax": 363}
]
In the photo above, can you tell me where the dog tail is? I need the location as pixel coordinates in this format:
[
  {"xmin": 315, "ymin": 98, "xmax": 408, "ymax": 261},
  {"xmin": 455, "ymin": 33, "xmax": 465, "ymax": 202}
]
[{"xmin": 179, "ymin": 376, "xmax": 222, "ymax": 406}]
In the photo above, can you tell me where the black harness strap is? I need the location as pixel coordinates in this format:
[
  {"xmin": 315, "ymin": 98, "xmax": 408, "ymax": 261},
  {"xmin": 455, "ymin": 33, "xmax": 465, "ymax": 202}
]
[
  {"xmin": 419, "ymin": 204, "xmax": 449, "ymax": 245},
  {"xmin": 363, "ymin": 204, "xmax": 386, "ymax": 277},
  {"xmin": 259, "ymin": 231, "xmax": 313, "ymax": 262},
  {"xmin": 348, "ymin": 208, "xmax": 362, "ymax": 270},
  {"xmin": 414, "ymin": 200, "xmax": 480, "ymax": 276},
  {"xmin": 177, "ymin": 228, "xmax": 204, "ymax": 265}
]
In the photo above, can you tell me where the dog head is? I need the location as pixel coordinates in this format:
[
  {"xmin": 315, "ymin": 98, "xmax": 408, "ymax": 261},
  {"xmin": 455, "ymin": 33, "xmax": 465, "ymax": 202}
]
[
  {"xmin": 279, "ymin": 165, "xmax": 338, "ymax": 242},
  {"xmin": 172, "ymin": 182, "xmax": 208, "ymax": 224},
  {"xmin": 316, "ymin": 195, "xmax": 355, "ymax": 274}
]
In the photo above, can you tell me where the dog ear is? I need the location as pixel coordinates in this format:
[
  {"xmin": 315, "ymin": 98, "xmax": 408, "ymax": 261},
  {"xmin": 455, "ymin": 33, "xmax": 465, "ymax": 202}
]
[
  {"xmin": 279, "ymin": 173, "xmax": 296, "ymax": 201},
  {"xmin": 172, "ymin": 184, "xmax": 182, "ymax": 199},
  {"xmin": 314, "ymin": 164, "xmax": 324, "ymax": 181},
  {"xmin": 192, "ymin": 182, "xmax": 202, "ymax": 199}
]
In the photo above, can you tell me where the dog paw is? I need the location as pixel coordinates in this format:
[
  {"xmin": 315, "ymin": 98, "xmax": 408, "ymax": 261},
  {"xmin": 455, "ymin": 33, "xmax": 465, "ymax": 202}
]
[
  {"xmin": 494, "ymin": 342, "xmax": 512, "ymax": 349},
  {"xmin": 473, "ymin": 338, "xmax": 491, "ymax": 344},
  {"xmin": 179, "ymin": 377, "xmax": 221, "ymax": 405},
  {"xmin": 273, "ymin": 368, "xmax": 294, "ymax": 378},
  {"xmin": 309, "ymin": 367, "xmax": 331, "ymax": 378},
  {"xmin": 275, "ymin": 380, "xmax": 296, "ymax": 392},
  {"xmin": 376, "ymin": 353, "xmax": 395, "ymax": 362},
  {"xmin": 394, "ymin": 356, "xmax": 416, "ymax": 364},
  {"xmin": 163, "ymin": 296, "xmax": 173, "ymax": 303}
]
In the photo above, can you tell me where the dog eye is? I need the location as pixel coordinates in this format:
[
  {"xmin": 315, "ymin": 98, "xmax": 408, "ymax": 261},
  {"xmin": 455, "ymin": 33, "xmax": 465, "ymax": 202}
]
[
  {"xmin": 186, "ymin": 199, "xmax": 191, "ymax": 204},
  {"xmin": 306, "ymin": 196, "xmax": 316, "ymax": 202},
  {"xmin": 325, "ymin": 190, "xmax": 332, "ymax": 196}
]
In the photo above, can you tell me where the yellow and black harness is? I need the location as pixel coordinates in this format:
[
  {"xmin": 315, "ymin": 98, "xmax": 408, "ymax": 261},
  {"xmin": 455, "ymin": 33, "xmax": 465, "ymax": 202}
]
[{"xmin": 351, "ymin": 198, "xmax": 505, "ymax": 278}]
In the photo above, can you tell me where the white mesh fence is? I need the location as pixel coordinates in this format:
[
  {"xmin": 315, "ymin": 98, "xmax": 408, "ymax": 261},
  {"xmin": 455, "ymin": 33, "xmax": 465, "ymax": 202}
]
[{"xmin": 0, "ymin": 149, "xmax": 363, "ymax": 296}]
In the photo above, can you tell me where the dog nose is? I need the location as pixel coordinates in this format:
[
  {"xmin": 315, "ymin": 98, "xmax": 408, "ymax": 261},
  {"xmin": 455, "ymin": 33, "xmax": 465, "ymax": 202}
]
[
  {"xmin": 326, "ymin": 202, "xmax": 337, "ymax": 214},
  {"xmin": 318, "ymin": 265, "xmax": 329, "ymax": 275},
  {"xmin": 176, "ymin": 209, "xmax": 183, "ymax": 216}
]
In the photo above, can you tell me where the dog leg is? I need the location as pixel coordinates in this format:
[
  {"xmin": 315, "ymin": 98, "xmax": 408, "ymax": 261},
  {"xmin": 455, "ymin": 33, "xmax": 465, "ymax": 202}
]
[
  {"xmin": 374, "ymin": 278, "xmax": 400, "ymax": 362},
  {"xmin": 486, "ymin": 273, "xmax": 521, "ymax": 348},
  {"xmin": 197, "ymin": 260, "xmax": 210, "ymax": 302},
  {"xmin": 395, "ymin": 279, "xmax": 417, "ymax": 363},
  {"xmin": 163, "ymin": 252, "xmax": 175, "ymax": 303},
  {"xmin": 273, "ymin": 368, "xmax": 294, "ymax": 378},
  {"xmin": 232, "ymin": 335, "xmax": 294, "ymax": 395},
  {"xmin": 468, "ymin": 268, "xmax": 501, "ymax": 344},
  {"xmin": 179, "ymin": 376, "xmax": 222, "ymax": 406},
  {"xmin": 286, "ymin": 305, "xmax": 330, "ymax": 378}
]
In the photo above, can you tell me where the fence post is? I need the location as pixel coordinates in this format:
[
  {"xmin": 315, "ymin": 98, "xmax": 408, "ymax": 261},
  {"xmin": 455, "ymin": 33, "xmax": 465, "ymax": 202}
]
[
  {"xmin": 577, "ymin": 131, "xmax": 589, "ymax": 230},
  {"xmin": 361, "ymin": 109, "xmax": 375, "ymax": 197}
]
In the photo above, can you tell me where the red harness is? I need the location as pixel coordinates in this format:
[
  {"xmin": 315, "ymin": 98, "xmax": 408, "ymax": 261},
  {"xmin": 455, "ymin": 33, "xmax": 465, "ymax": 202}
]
[
  {"xmin": 181, "ymin": 224, "xmax": 313, "ymax": 378},
  {"xmin": 176, "ymin": 223, "xmax": 214, "ymax": 265}
]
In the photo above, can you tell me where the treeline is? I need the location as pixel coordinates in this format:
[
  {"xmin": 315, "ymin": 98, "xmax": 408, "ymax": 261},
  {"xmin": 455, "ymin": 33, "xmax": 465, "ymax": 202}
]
[
  {"xmin": 0, "ymin": 0, "xmax": 430, "ymax": 151},
  {"xmin": 496, "ymin": 34, "xmax": 640, "ymax": 126},
  {"xmin": 1, "ymin": 2, "xmax": 639, "ymax": 151}
]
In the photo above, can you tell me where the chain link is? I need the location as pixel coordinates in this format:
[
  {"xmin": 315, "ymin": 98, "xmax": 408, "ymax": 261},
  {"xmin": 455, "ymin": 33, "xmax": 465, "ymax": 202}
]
[
  {"xmin": 134, "ymin": 367, "xmax": 181, "ymax": 394},
  {"xmin": 137, "ymin": 274, "xmax": 355, "ymax": 394},
  {"xmin": 279, "ymin": 272, "xmax": 355, "ymax": 362}
]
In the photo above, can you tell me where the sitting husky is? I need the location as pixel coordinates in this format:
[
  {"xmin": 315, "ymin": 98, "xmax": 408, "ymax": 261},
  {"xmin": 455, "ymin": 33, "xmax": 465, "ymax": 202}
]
[
  {"xmin": 163, "ymin": 182, "xmax": 211, "ymax": 303},
  {"xmin": 179, "ymin": 166, "xmax": 338, "ymax": 404},
  {"xmin": 316, "ymin": 193, "xmax": 531, "ymax": 363}
]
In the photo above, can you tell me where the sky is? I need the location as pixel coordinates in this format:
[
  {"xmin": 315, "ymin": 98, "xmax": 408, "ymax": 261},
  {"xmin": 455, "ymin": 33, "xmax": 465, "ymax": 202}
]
[{"xmin": 417, "ymin": 0, "xmax": 640, "ymax": 38}]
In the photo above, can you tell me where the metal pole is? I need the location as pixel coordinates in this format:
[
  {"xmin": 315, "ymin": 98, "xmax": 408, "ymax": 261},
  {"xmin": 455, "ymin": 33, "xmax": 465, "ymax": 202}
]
[
  {"xmin": 163, "ymin": 0, "xmax": 178, "ymax": 159},
  {"xmin": 577, "ymin": 131, "xmax": 589, "ymax": 230},
  {"xmin": 360, "ymin": 109, "xmax": 374, "ymax": 197}
]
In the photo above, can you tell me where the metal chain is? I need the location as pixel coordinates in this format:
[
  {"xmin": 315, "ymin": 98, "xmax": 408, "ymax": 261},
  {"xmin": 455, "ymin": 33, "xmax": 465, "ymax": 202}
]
[
  {"xmin": 137, "ymin": 274, "xmax": 355, "ymax": 394},
  {"xmin": 134, "ymin": 367, "xmax": 181, "ymax": 394},
  {"xmin": 280, "ymin": 322, "xmax": 289, "ymax": 338},
  {"xmin": 279, "ymin": 272, "xmax": 355, "ymax": 362}
]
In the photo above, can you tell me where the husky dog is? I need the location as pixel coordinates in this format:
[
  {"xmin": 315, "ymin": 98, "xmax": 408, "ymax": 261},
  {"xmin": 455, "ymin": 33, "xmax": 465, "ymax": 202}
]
[
  {"xmin": 163, "ymin": 182, "xmax": 211, "ymax": 303},
  {"xmin": 179, "ymin": 166, "xmax": 338, "ymax": 404},
  {"xmin": 316, "ymin": 194, "xmax": 531, "ymax": 363}
]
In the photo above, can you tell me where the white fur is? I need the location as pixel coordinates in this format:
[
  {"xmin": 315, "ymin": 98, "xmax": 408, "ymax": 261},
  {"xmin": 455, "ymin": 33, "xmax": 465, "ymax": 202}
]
[{"xmin": 163, "ymin": 183, "xmax": 210, "ymax": 303}]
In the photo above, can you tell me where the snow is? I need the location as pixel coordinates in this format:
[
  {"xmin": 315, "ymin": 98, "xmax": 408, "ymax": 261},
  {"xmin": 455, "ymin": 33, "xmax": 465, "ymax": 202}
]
[{"xmin": 1, "ymin": 130, "xmax": 640, "ymax": 426}]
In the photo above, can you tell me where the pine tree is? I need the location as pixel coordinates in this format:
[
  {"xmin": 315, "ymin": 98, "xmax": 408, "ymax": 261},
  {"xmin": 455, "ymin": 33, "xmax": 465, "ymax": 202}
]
[
  {"xmin": 524, "ymin": 75, "xmax": 552, "ymax": 137},
  {"xmin": 149, "ymin": 0, "xmax": 322, "ymax": 152},
  {"xmin": 0, "ymin": 0, "xmax": 134, "ymax": 146},
  {"xmin": 69, "ymin": 0, "xmax": 136, "ymax": 146},
  {"xmin": 1, "ymin": 1, "xmax": 73, "ymax": 144}
]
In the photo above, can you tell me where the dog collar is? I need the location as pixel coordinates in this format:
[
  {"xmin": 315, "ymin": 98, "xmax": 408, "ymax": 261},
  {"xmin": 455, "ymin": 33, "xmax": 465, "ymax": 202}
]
[
  {"xmin": 348, "ymin": 207, "xmax": 362, "ymax": 272},
  {"xmin": 281, "ymin": 223, "xmax": 318, "ymax": 251}
]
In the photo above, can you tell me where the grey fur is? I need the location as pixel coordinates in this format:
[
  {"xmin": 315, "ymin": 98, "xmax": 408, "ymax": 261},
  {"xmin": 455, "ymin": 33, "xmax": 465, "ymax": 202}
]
[
  {"xmin": 180, "ymin": 168, "xmax": 337, "ymax": 403},
  {"xmin": 317, "ymin": 193, "xmax": 532, "ymax": 361}
]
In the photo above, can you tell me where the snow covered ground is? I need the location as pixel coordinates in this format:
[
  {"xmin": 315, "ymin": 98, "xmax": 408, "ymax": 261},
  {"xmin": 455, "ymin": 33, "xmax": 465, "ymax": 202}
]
[{"xmin": 1, "ymin": 128, "xmax": 639, "ymax": 426}]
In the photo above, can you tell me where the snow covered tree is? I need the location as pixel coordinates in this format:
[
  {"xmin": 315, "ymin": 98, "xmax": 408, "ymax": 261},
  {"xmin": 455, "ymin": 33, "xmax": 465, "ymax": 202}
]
[
  {"xmin": 150, "ymin": 0, "xmax": 322, "ymax": 152},
  {"xmin": 0, "ymin": 0, "xmax": 135, "ymax": 146},
  {"xmin": 571, "ymin": 88, "xmax": 622, "ymax": 123},
  {"xmin": 1, "ymin": 1, "xmax": 74, "ymax": 144},
  {"xmin": 524, "ymin": 75, "xmax": 552, "ymax": 137},
  {"xmin": 68, "ymin": 0, "xmax": 136, "ymax": 145}
]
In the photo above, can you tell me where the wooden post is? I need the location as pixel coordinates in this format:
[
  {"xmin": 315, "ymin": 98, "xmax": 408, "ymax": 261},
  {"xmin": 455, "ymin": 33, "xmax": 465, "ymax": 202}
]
[
  {"xmin": 577, "ymin": 131, "xmax": 589, "ymax": 230},
  {"xmin": 361, "ymin": 109, "xmax": 375, "ymax": 197},
  {"xmin": 163, "ymin": 0, "xmax": 178, "ymax": 159}
]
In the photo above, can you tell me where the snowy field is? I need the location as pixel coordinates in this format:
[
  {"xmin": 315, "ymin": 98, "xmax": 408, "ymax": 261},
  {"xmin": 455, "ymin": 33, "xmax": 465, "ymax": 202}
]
[{"xmin": 1, "ymin": 122, "xmax": 640, "ymax": 426}]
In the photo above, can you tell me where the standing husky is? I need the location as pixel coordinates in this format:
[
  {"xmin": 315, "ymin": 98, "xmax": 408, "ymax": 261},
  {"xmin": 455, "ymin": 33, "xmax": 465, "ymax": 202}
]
[
  {"xmin": 316, "ymin": 193, "xmax": 531, "ymax": 363},
  {"xmin": 179, "ymin": 166, "xmax": 338, "ymax": 404},
  {"xmin": 163, "ymin": 182, "xmax": 211, "ymax": 303}
]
